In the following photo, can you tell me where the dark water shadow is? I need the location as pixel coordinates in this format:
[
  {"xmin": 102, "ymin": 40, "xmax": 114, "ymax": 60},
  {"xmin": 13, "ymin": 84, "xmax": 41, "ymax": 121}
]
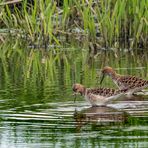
[{"xmin": 74, "ymin": 106, "xmax": 128, "ymax": 131}]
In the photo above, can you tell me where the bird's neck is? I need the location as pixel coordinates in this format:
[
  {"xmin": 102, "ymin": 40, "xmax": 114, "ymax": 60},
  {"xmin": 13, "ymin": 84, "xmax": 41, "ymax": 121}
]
[
  {"xmin": 81, "ymin": 87, "xmax": 86, "ymax": 95},
  {"xmin": 110, "ymin": 72, "xmax": 120, "ymax": 80}
]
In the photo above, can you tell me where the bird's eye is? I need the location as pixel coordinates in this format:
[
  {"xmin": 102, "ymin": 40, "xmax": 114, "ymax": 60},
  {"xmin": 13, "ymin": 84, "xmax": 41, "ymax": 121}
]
[{"xmin": 73, "ymin": 88, "xmax": 77, "ymax": 91}]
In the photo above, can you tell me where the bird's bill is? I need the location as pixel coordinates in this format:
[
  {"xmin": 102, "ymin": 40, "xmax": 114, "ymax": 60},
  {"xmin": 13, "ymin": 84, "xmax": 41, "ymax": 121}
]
[
  {"xmin": 74, "ymin": 95, "xmax": 76, "ymax": 103},
  {"xmin": 100, "ymin": 73, "xmax": 105, "ymax": 85},
  {"xmin": 72, "ymin": 92, "xmax": 78, "ymax": 103}
]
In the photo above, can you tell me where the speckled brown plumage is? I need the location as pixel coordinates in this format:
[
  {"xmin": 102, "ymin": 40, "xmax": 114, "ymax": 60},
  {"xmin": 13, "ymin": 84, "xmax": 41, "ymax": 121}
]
[
  {"xmin": 100, "ymin": 66, "xmax": 148, "ymax": 94},
  {"xmin": 72, "ymin": 83, "xmax": 125, "ymax": 106},
  {"xmin": 86, "ymin": 87, "xmax": 123, "ymax": 97},
  {"xmin": 117, "ymin": 75, "xmax": 148, "ymax": 88}
]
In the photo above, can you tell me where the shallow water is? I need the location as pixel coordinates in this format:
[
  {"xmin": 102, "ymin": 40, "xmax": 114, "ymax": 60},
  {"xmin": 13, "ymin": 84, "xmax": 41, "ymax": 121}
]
[{"xmin": 0, "ymin": 49, "xmax": 148, "ymax": 148}]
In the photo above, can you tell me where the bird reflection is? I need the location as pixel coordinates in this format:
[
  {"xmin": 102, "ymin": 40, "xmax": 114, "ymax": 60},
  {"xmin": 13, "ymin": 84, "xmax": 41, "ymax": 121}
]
[{"xmin": 74, "ymin": 106, "xmax": 128, "ymax": 131}]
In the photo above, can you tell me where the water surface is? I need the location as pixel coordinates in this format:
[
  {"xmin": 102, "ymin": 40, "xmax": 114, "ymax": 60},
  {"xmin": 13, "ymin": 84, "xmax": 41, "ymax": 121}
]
[{"xmin": 0, "ymin": 48, "xmax": 148, "ymax": 148}]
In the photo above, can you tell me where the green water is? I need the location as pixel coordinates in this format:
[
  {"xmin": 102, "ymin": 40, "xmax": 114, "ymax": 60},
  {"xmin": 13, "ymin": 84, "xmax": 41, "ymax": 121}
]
[{"xmin": 0, "ymin": 47, "xmax": 148, "ymax": 148}]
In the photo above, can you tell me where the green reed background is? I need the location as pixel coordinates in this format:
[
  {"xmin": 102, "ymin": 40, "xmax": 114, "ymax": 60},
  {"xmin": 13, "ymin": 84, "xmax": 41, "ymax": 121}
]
[
  {"xmin": 0, "ymin": 0, "xmax": 148, "ymax": 49},
  {"xmin": 0, "ymin": 42, "xmax": 148, "ymax": 87},
  {"xmin": 0, "ymin": 2, "xmax": 148, "ymax": 146},
  {"xmin": 0, "ymin": 0, "xmax": 148, "ymax": 87}
]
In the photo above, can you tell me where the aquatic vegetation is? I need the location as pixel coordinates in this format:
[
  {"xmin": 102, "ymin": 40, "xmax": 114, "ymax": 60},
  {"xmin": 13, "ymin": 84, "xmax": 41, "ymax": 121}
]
[
  {"xmin": 0, "ymin": 41, "xmax": 148, "ymax": 88},
  {"xmin": 0, "ymin": 0, "xmax": 148, "ymax": 90},
  {"xmin": 0, "ymin": 2, "xmax": 148, "ymax": 147},
  {"xmin": 0, "ymin": 0, "xmax": 147, "ymax": 49}
]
